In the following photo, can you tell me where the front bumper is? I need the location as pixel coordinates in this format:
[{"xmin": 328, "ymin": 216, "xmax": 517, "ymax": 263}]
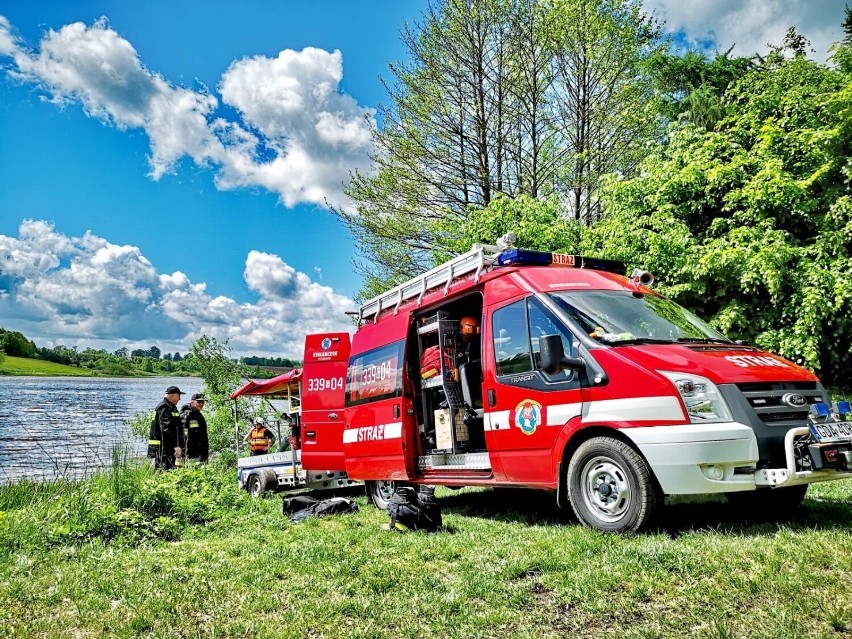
[{"xmin": 622, "ymin": 422, "xmax": 852, "ymax": 495}]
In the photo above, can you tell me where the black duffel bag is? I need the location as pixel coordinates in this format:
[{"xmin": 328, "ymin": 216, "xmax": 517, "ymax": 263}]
[{"xmin": 385, "ymin": 485, "xmax": 443, "ymax": 532}]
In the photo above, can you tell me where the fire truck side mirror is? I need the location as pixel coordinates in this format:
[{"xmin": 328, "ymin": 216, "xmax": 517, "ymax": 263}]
[{"xmin": 539, "ymin": 334, "xmax": 586, "ymax": 375}]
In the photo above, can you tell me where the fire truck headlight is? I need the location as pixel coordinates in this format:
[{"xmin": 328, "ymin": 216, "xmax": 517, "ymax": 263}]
[{"xmin": 659, "ymin": 371, "xmax": 733, "ymax": 423}]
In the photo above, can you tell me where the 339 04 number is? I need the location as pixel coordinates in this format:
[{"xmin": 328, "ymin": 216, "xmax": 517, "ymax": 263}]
[{"xmin": 307, "ymin": 377, "xmax": 343, "ymax": 392}]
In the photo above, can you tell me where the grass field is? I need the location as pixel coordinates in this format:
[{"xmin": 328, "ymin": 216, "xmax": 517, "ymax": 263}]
[
  {"xmin": 0, "ymin": 355, "xmax": 94, "ymax": 376},
  {"xmin": 1, "ymin": 461, "xmax": 851, "ymax": 639}
]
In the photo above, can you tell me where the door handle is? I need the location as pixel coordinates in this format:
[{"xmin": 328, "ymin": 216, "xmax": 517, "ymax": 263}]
[
  {"xmin": 393, "ymin": 404, "xmax": 400, "ymax": 419},
  {"xmin": 328, "ymin": 413, "xmax": 339, "ymax": 420},
  {"xmin": 487, "ymin": 389, "xmax": 496, "ymax": 407}
]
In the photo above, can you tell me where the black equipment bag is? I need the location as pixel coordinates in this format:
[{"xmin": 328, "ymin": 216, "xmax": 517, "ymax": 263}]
[
  {"xmin": 283, "ymin": 495, "xmax": 359, "ymax": 523},
  {"xmin": 386, "ymin": 485, "xmax": 443, "ymax": 532}
]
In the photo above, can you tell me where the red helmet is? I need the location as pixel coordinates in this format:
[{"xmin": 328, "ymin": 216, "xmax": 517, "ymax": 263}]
[{"xmin": 460, "ymin": 316, "xmax": 480, "ymax": 335}]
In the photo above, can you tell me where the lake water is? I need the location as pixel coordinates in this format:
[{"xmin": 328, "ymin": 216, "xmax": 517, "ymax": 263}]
[{"xmin": 0, "ymin": 376, "xmax": 204, "ymax": 483}]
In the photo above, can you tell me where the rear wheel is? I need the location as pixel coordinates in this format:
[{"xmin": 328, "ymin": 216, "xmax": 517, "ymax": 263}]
[
  {"xmin": 567, "ymin": 436, "xmax": 661, "ymax": 533},
  {"xmin": 366, "ymin": 480, "xmax": 398, "ymax": 510}
]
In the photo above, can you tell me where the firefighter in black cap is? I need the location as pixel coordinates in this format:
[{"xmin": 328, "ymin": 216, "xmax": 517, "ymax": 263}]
[
  {"xmin": 180, "ymin": 393, "xmax": 209, "ymax": 463},
  {"xmin": 148, "ymin": 385, "xmax": 185, "ymax": 469}
]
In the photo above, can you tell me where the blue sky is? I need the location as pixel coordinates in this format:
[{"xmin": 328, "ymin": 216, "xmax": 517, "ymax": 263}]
[{"xmin": 0, "ymin": 0, "xmax": 846, "ymax": 358}]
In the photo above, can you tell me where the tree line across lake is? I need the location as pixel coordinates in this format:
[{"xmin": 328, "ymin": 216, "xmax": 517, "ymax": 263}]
[{"xmin": 0, "ymin": 327, "xmax": 299, "ymax": 378}]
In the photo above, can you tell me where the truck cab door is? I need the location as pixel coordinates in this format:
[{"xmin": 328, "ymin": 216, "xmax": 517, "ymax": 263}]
[
  {"xmin": 300, "ymin": 333, "xmax": 350, "ymax": 471},
  {"xmin": 483, "ymin": 296, "xmax": 583, "ymax": 486}
]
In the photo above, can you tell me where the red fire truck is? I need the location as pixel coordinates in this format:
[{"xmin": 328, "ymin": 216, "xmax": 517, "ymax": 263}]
[{"xmin": 296, "ymin": 240, "xmax": 852, "ymax": 533}]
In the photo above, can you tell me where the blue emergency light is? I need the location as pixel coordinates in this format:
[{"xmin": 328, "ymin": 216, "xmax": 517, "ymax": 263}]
[
  {"xmin": 810, "ymin": 402, "xmax": 831, "ymax": 419},
  {"xmin": 496, "ymin": 249, "xmax": 625, "ymax": 274},
  {"xmin": 497, "ymin": 249, "xmax": 552, "ymax": 266},
  {"xmin": 833, "ymin": 400, "xmax": 851, "ymax": 416}
]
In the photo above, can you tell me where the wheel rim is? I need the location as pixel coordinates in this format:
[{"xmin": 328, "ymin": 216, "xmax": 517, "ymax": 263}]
[
  {"xmin": 580, "ymin": 455, "xmax": 631, "ymax": 523},
  {"xmin": 249, "ymin": 477, "xmax": 261, "ymax": 497},
  {"xmin": 372, "ymin": 480, "xmax": 396, "ymax": 504}
]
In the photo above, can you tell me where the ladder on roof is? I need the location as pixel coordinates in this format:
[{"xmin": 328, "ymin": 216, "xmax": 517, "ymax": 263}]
[{"xmin": 358, "ymin": 243, "xmax": 500, "ymax": 322}]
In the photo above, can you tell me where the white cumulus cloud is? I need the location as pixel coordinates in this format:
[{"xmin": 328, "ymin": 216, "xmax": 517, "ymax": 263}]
[
  {"xmin": 0, "ymin": 16, "xmax": 375, "ymax": 210},
  {"xmin": 644, "ymin": 0, "xmax": 846, "ymax": 62},
  {"xmin": 0, "ymin": 221, "xmax": 354, "ymax": 357}
]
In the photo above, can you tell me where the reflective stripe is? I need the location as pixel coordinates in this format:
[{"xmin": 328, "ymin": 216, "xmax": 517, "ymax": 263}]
[
  {"xmin": 171, "ymin": 411, "xmax": 180, "ymax": 417},
  {"xmin": 583, "ymin": 396, "xmax": 685, "ymax": 422},
  {"xmin": 148, "ymin": 439, "xmax": 161, "ymax": 445},
  {"xmin": 342, "ymin": 422, "xmax": 402, "ymax": 444},
  {"xmin": 189, "ymin": 421, "xmax": 200, "ymax": 428}
]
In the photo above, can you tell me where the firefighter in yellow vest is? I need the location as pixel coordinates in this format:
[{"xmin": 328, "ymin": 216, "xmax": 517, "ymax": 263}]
[{"xmin": 243, "ymin": 416, "xmax": 276, "ymax": 456}]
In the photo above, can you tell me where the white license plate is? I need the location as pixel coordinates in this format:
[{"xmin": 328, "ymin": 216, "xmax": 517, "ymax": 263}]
[{"xmin": 809, "ymin": 419, "xmax": 852, "ymax": 443}]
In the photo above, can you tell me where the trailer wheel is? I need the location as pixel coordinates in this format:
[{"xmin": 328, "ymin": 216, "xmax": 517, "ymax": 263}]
[
  {"xmin": 366, "ymin": 480, "xmax": 398, "ymax": 510},
  {"xmin": 726, "ymin": 484, "xmax": 807, "ymax": 514},
  {"xmin": 567, "ymin": 437, "xmax": 661, "ymax": 534},
  {"xmin": 247, "ymin": 474, "xmax": 265, "ymax": 498},
  {"xmin": 247, "ymin": 469, "xmax": 277, "ymax": 498}
]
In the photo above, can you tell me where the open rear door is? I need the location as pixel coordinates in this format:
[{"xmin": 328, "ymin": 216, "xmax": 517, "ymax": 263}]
[{"xmin": 300, "ymin": 333, "xmax": 351, "ymax": 471}]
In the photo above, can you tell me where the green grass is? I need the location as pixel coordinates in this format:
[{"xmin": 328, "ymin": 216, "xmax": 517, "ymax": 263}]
[
  {"xmin": 0, "ymin": 355, "xmax": 94, "ymax": 376},
  {"xmin": 1, "ymin": 463, "xmax": 851, "ymax": 638}
]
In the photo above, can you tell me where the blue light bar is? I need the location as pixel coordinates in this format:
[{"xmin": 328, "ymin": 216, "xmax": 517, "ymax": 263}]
[
  {"xmin": 497, "ymin": 249, "xmax": 552, "ymax": 266},
  {"xmin": 496, "ymin": 249, "xmax": 626, "ymax": 274},
  {"xmin": 833, "ymin": 400, "xmax": 851, "ymax": 416},
  {"xmin": 810, "ymin": 402, "xmax": 830, "ymax": 419}
]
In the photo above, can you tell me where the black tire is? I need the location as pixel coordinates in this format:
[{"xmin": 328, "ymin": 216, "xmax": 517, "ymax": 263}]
[
  {"xmin": 366, "ymin": 480, "xmax": 398, "ymax": 510},
  {"xmin": 247, "ymin": 474, "xmax": 265, "ymax": 498},
  {"xmin": 567, "ymin": 437, "xmax": 661, "ymax": 533},
  {"xmin": 726, "ymin": 484, "xmax": 808, "ymax": 514}
]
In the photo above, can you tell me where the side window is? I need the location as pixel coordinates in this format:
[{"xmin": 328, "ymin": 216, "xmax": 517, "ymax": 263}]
[
  {"xmin": 345, "ymin": 340, "xmax": 404, "ymax": 407},
  {"xmin": 492, "ymin": 301, "xmax": 533, "ymax": 376},
  {"xmin": 528, "ymin": 299, "xmax": 577, "ymax": 381}
]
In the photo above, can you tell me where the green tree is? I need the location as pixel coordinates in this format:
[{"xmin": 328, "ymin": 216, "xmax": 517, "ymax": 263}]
[
  {"xmin": 586, "ymin": 47, "xmax": 852, "ymax": 384},
  {"xmin": 187, "ymin": 336, "xmax": 251, "ymax": 455},
  {"xmin": 339, "ymin": 0, "xmax": 663, "ymax": 299},
  {"xmin": 645, "ymin": 48, "xmax": 753, "ymax": 129},
  {"xmin": 437, "ymin": 194, "xmax": 584, "ymax": 260},
  {"xmin": 0, "ymin": 329, "xmax": 38, "ymax": 357}
]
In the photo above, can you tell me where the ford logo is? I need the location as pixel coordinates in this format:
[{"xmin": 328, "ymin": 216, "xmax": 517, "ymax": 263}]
[{"xmin": 781, "ymin": 393, "xmax": 807, "ymax": 408}]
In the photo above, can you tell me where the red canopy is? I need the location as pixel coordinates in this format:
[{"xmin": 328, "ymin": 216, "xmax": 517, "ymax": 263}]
[{"xmin": 230, "ymin": 368, "xmax": 303, "ymax": 399}]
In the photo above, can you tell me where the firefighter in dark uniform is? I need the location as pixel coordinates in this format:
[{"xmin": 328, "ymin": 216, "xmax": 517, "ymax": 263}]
[
  {"xmin": 148, "ymin": 385, "xmax": 185, "ymax": 469},
  {"xmin": 180, "ymin": 393, "xmax": 209, "ymax": 463}
]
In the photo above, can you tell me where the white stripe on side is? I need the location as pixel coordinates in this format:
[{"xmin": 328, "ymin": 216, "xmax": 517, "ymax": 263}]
[
  {"xmin": 484, "ymin": 410, "xmax": 510, "ymax": 431},
  {"xmin": 342, "ymin": 422, "xmax": 403, "ymax": 444},
  {"xmin": 584, "ymin": 396, "xmax": 685, "ymax": 422},
  {"xmin": 546, "ymin": 402, "xmax": 582, "ymax": 426}
]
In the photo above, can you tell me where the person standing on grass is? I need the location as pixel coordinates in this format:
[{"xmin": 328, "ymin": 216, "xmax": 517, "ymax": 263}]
[
  {"xmin": 148, "ymin": 385, "xmax": 185, "ymax": 469},
  {"xmin": 243, "ymin": 416, "xmax": 276, "ymax": 456},
  {"xmin": 180, "ymin": 393, "xmax": 209, "ymax": 463}
]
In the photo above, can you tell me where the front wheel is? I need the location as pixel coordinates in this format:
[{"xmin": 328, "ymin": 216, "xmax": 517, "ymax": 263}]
[
  {"xmin": 567, "ymin": 437, "xmax": 661, "ymax": 533},
  {"xmin": 366, "ymin": 480, "xmax": 399, "ymax": 510}
]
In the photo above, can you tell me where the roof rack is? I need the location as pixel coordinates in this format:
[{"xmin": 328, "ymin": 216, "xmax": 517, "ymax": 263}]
[{"xmin": 358, "ymin": 243, "xmax": 499, "ymax": 322}]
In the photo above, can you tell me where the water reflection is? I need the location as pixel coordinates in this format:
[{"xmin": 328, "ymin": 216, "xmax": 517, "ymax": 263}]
[{"xmin": 0, "ymin": 376, "xmax": 203, "ymax": 483}]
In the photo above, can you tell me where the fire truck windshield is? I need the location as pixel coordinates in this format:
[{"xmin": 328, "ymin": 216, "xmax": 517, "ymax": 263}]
[{"xmin": 548, "ymin": 291, "xmax": 730, "ymax": 345}]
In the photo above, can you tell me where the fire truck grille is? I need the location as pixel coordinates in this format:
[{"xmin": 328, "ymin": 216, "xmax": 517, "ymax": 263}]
[{"xmin": 735, "ymin": 382, "xmax": 822, "ymax": 426}]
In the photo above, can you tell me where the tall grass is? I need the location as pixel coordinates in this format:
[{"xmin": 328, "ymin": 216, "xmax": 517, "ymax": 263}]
[
  {"xmin": 2, "ymin": 462, "xmax": 851, "ymax": 638},
  {"xmin": 0, "ymin": 446, "xmax": 244, "ymax": 551}
]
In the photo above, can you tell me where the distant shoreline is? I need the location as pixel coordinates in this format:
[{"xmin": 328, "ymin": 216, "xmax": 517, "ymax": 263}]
[{"xmin": 0, "ymin": 355, "xmax": 196, "ymax": 378}]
